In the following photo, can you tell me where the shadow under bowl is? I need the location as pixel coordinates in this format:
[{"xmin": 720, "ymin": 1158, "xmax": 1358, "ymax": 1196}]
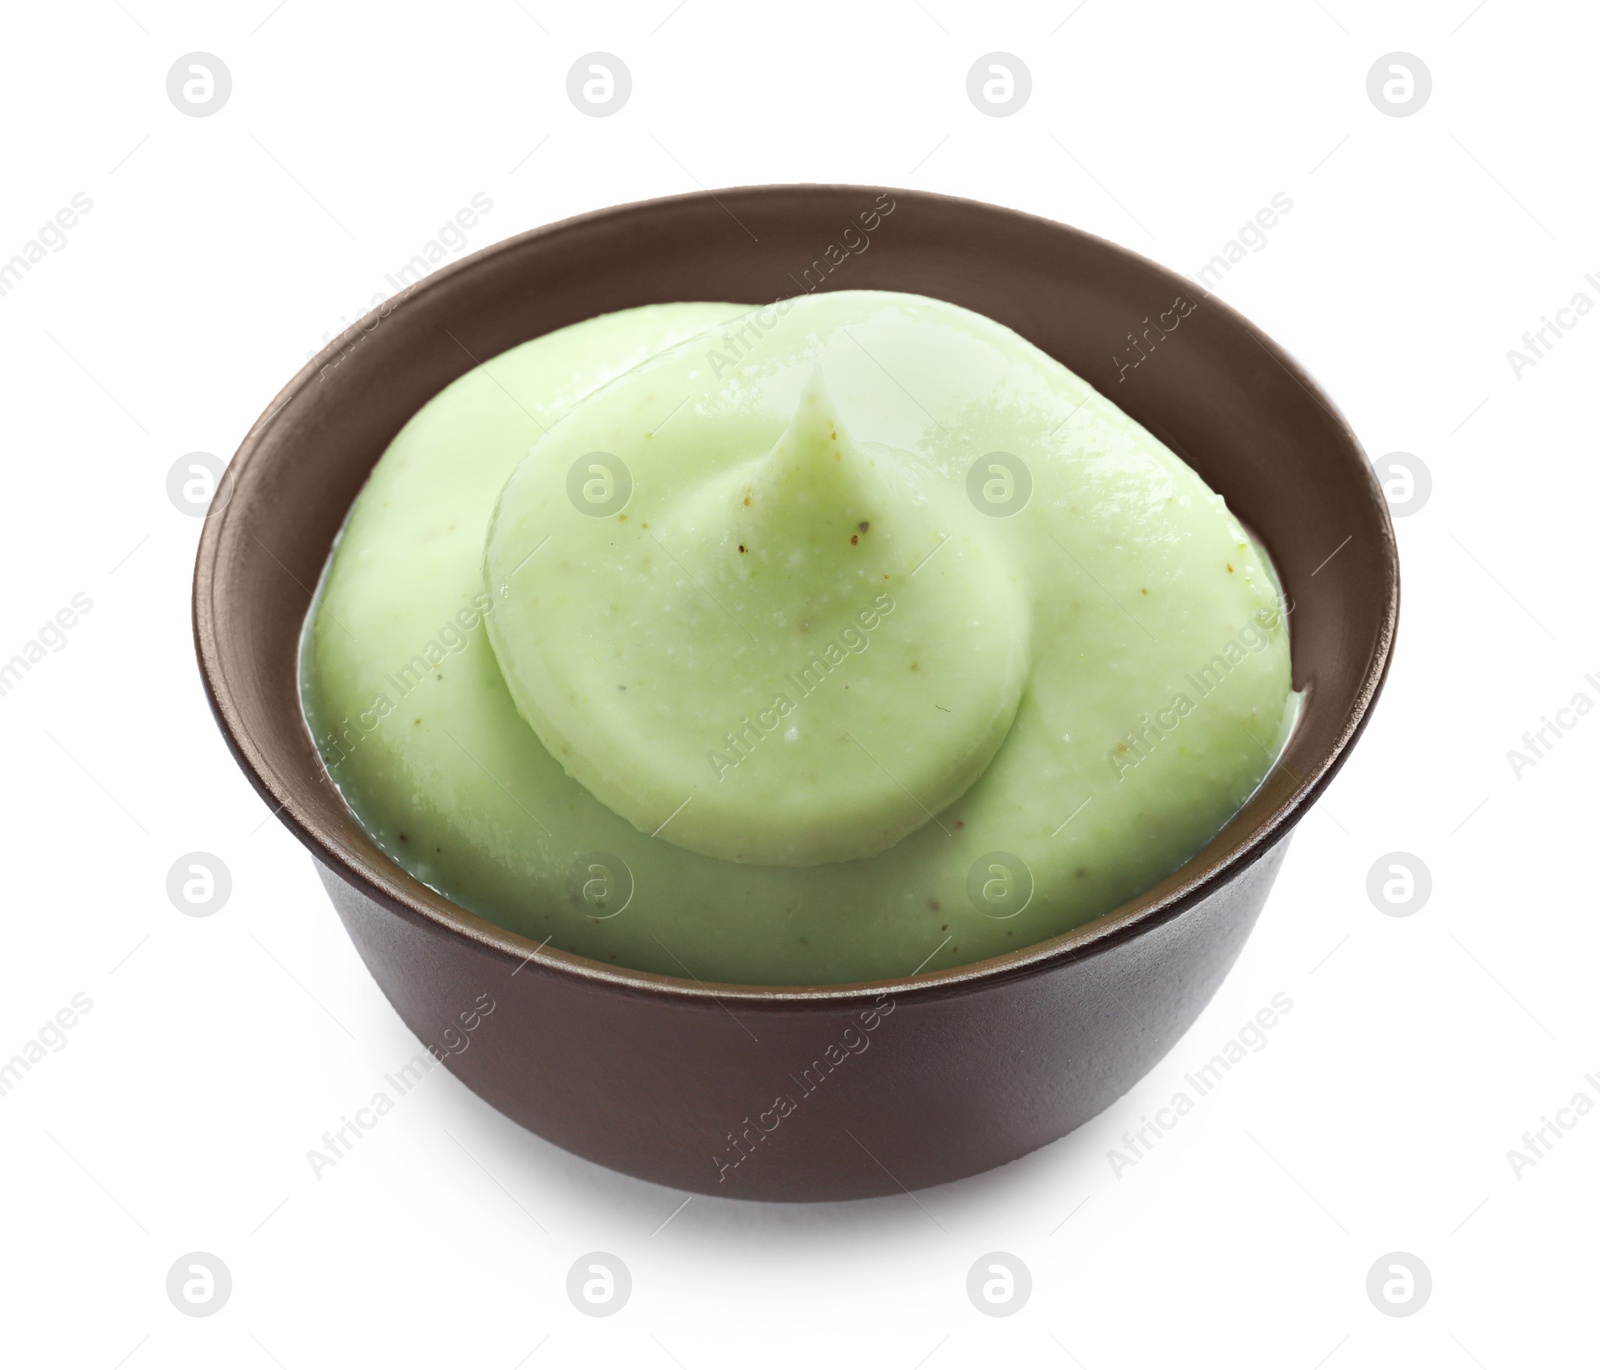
[{"xmin": 193, "ymin": 185, "xmax": 1398, "ymax": 1201}]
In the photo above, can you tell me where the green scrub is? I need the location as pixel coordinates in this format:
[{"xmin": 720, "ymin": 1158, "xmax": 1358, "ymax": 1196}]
[{"xmin": 302, "ymin": 291, "xmax": 1294, "ymax": 985}]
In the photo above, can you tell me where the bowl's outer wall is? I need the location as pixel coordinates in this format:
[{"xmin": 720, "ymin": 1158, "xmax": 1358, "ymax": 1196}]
[
  {"xmin": 316, "ymin": 839, "xmax": 1287, "ymax": 1199},
  {"xmin": 196, "ymin": 186, "xmax": 1397, "ymax": 1200}
]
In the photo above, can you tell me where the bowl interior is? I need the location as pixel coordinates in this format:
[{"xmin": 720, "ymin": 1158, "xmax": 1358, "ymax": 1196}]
[{"xmin": 194, "ymin": 185, "xmax": 1397, "ymax": 999}]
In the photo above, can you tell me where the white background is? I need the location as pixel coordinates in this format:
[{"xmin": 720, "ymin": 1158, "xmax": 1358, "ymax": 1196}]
[{"xmin": 0, "ymin": 1, "xmax": 1594, "ymax": 1366}]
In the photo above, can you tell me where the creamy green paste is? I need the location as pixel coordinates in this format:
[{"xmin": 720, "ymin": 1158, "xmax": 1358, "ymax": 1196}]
[{"xmin": 302, "ymin": 291, "xmax": 1295, "ymax": 985}]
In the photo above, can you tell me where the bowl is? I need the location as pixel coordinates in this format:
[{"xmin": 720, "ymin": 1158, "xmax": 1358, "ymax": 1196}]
[{"xmin": 193, "ymin": 185, "xmax": 1398, "ymax": 1201}]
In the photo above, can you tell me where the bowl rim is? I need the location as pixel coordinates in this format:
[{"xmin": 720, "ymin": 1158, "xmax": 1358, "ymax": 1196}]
[{"xmin": 193, "ymin": 182, "xmax": 1399, "ymax": 1007}]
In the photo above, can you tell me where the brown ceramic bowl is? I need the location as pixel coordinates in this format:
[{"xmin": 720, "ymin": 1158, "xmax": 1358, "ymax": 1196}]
[{"xmin": 194, "ymin": 185, "xmax": 1397, "ymax": 1201}]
